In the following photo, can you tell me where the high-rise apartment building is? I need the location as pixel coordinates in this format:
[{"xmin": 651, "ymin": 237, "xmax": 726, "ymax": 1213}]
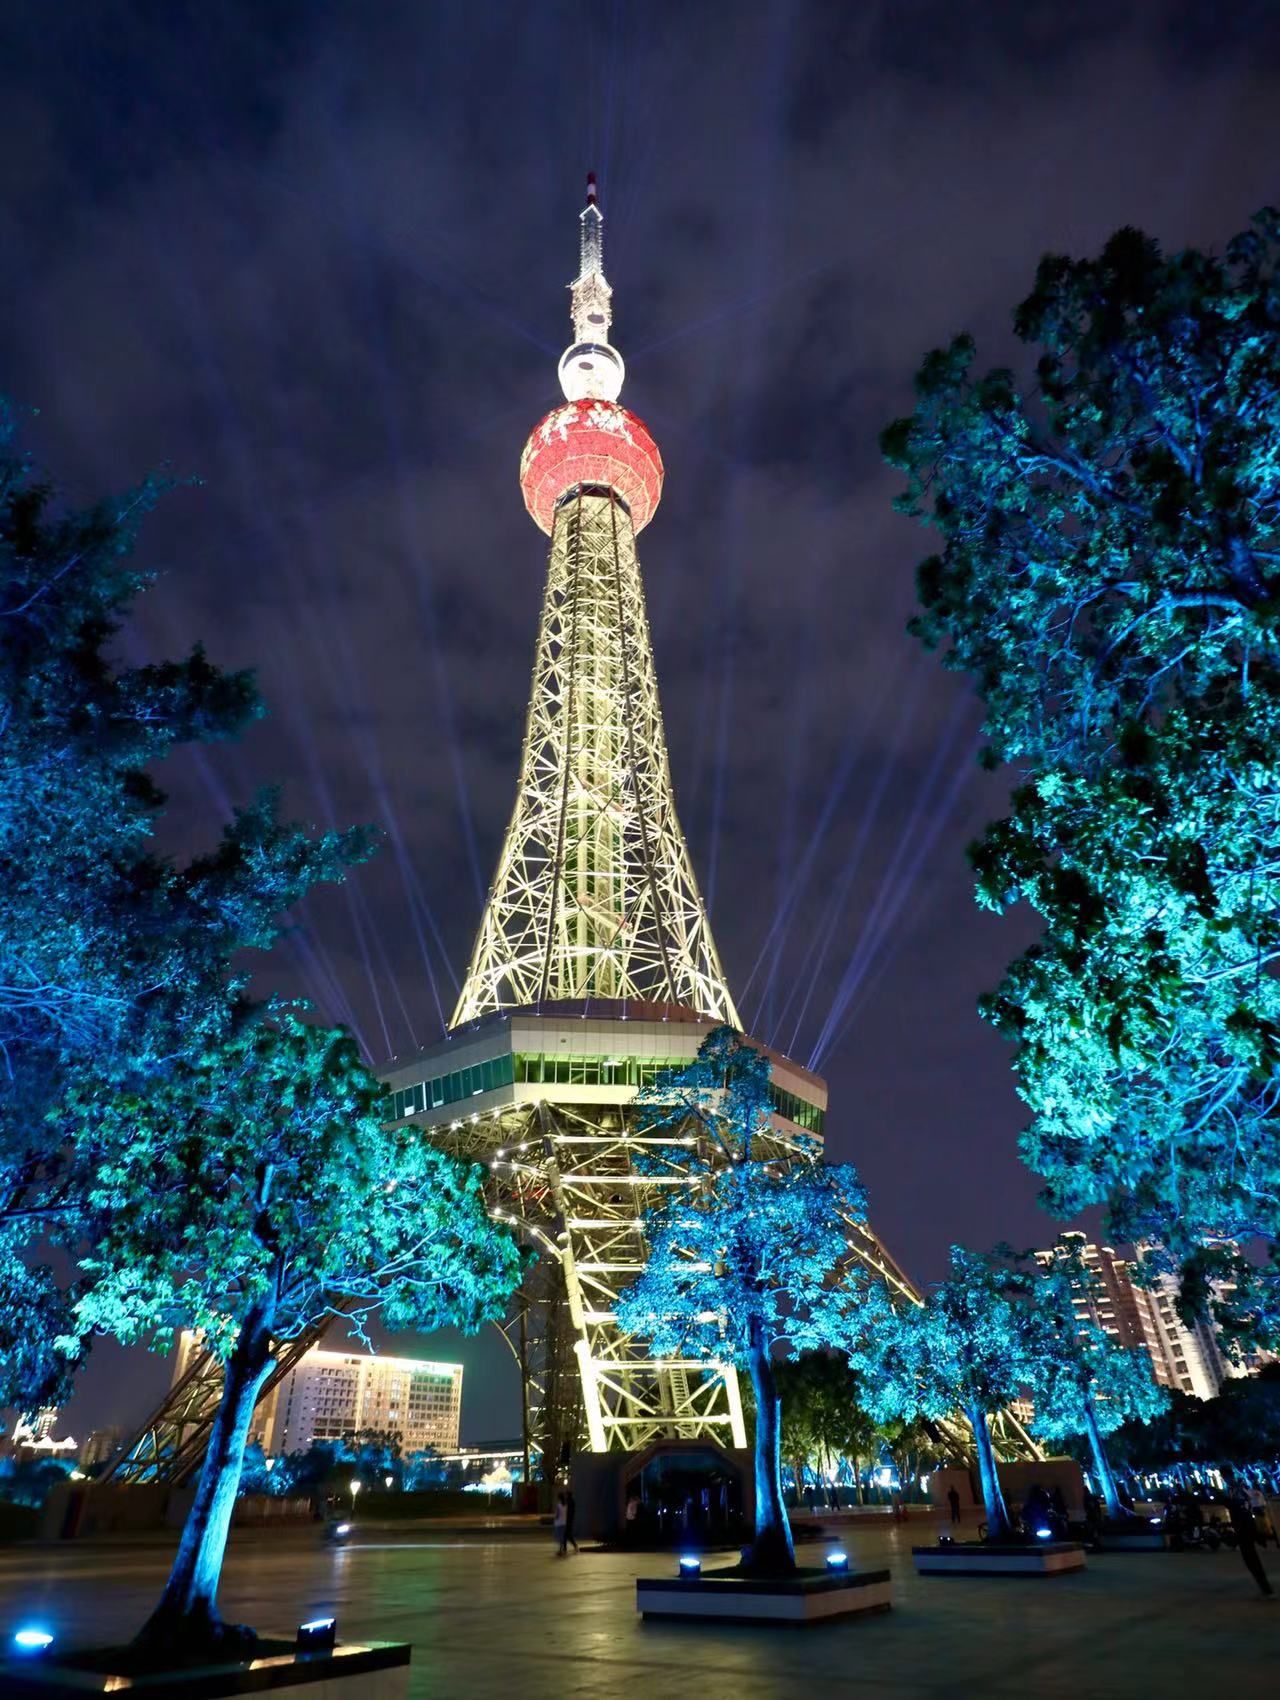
[
  {"xmin": 167, "ymin": 1333, "xmax": 463, "ymax": 1456},
  {"xmin": 261, "ymin": 1349, "xmax": 463, "ymax": 1457},
  {"xmin": 1126, "ymin": 1248, "xmax": 1248, "ymax": 1401},
  {"xmin": 1035, "ymin": 1234, "xmax": 1148, "ymax": 1352},
  {"xmin": 1035, "ymin": 1234, "xmax": 1255, "ymax": 1401},
  {"xmin": 79, "ymin": 1426, "xmax": 127, "ymax": 1470}
]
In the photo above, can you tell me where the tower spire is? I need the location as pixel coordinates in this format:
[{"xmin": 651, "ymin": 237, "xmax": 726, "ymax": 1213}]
[
  {"xmin": 451, "ymin": 176, "xmax": 737, "ymax": 1028},
  {"xmin": 558, "ymin": 173, "xmax": 625, "ymax": 404}
]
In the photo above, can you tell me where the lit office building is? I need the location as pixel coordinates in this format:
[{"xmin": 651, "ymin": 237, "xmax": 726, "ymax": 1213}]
[
  {"xmin": 261, "ymin": 1349, "xmax": 463, "ymax": 1456},
  {"xmin": 165, "ymin": 1333, "xmax": 464, "ymax": 1456}
]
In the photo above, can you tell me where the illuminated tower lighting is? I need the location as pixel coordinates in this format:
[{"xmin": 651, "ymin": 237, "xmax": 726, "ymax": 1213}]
[
  {"xmin": 452, "ymin": 174, "xmax": 738, "ymax": 1027},
  {"xmin": 100, "ymin": 178, "xmax": 1039, "ymax": 1488}
]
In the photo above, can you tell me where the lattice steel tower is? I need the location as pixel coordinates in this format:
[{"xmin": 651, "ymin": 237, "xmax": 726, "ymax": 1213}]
[
  {"xmin": 101, "ymin": 178, "xmax": 1029, "ymax": 1488},
  {"xmin": 453, "ymin": 177, "xmax": 736, "ymax": 1029},
  {"xmin": 386, "ymin": 181, "xmax": 920, "ymax": 1463}
]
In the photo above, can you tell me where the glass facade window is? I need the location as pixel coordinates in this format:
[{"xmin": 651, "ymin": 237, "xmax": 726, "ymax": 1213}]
[
  {"xmin": 387, "ymin": 1051, "xmax": 516, "ymax": 1120},
  {"xmin": 387, "ymin": 1049, "xmax": 824, "ymax": 1134}
]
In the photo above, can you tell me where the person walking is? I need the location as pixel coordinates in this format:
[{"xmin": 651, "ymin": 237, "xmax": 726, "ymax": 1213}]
[
  {"xmin": 1247, "ymin": 1483, "xmax": 1277, "ymax": 1547},
  {"xmin": 946, "ymin": 1487, "xmax": 961, "ymax": 1525},
  {"xmin": 553, "ymin": 1491, "xmax": 568, "ymax": 1557},
  {"xmin": 1081, "ymin": 1487, "xmax": 1101, "ymax": 1540},
  {"xmin": 1050, "ymin": 1485, "xmax": 1069, "ymax": 1539},
  {"xmin": 564, "ymin": 1489, "xmax": 580, "ymax": 1554},
  {"xmin": 1228, "ymin": 1489, "xmax": 1274, "ymax": 1598}
]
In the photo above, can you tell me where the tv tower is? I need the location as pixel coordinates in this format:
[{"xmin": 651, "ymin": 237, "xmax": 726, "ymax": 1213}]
[
  {"xmin": 104, "ymin": 179, "xmax": 1030, "ymax": 1494},
  {"xmin": 452, "ymin": 174, "xmax": 737, "ymax": 1026},
  {"xmin": 390, "ymin": 178, "xmax": 916, "ymax": 1467}
]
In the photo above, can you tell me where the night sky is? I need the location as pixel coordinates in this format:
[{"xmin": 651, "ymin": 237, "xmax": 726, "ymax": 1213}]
[{"xmin": 5, "ymin": 1, "xmax": 1280, "ymax": 1445}]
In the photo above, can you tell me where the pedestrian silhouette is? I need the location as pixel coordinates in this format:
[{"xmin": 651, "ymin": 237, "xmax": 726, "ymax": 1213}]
[
  {"xmin": 1229, "ymin": 1490, "xmax": 1274, "ymax": 1598},
  {"xmin": 565, "ymin": 1489, "xmax": 580, "ymax": 1554},
  {"xmin": 553, "ymin": 1491, "xmax": 568, "ymax": 1557}
]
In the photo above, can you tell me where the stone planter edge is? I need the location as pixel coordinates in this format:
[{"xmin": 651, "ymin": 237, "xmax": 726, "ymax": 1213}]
[{"xmin": 0, "ymin": 1637, "xmax": 410, "ymax": 1698}]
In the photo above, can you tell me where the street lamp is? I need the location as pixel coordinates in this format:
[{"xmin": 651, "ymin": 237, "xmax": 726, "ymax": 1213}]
[{"xmin": 350, "ymin": 1479, "xmax": 362, "ymax": 1510}]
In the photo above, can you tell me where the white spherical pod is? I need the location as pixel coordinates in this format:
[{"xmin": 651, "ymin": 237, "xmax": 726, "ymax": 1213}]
[{"xmin": 558, "ymin": 340, "xmax": 626, "ymax": 403}]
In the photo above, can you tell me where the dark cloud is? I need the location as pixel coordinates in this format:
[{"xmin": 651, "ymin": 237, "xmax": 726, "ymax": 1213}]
[{"xmin": 3, "ymin": 0, "xmax": 1277, "ymax": 1439}]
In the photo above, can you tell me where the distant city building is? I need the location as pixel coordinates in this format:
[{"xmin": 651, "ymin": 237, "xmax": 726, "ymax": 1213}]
[
  {"xmin": 19, "ymin": 1407, "xmax": 59, "ymax": 1442},
  {"xmin": 79, "ymin": 1426, "xmax": 128, "ymax": 1470},
  {"xmin": 1034, "ymin": 1233, "xmax": 1262, "ymax": 1401},
  {"xmin": 4, "ymin": 1406, "xmax": 76, "ymax": 1458},
  {"xmin": 1035, "ymin": 1235, "xmax": 1149, "ymax": 1353},
  {"xmin": 1127, "ymin": 1246, "xmax": 1255, "ymax": 1401},
  {"xmin": 262, "ymin": 1349, "xmax": 463, "ymax": 1457},
  {"xmin": 168, "ymin": 1333, "xmax": 464, "ymax": 1456}
]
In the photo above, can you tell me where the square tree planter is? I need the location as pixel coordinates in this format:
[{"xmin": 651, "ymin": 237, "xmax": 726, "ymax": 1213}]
[
  {"xmin": 913, "ymin": 1541, "xmax": 1086, "ymax": 1577},
  {"xmin": 637, "ymin": 1565, "xmax": 892, "ymax": 1625},
  {"xmin": 0, "ymin": 1636, "xmax": 410, "ymax": 1698}
]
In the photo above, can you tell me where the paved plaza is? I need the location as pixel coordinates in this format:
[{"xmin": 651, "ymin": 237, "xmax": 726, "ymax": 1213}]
[{"xmin": 0, "ymin": 1520, "xmax": 1274, "ymax": 1699}]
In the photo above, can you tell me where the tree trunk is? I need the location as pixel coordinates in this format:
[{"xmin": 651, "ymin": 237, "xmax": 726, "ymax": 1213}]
[
  {"xmin": 852, "ymin": 1453, "xmax": 864, "ymax": 1505},
  {"xmin": 744, "ymin": 1331, "xmax": 796, "ymax": 1575},
  {"xmin": 1083, "ymin": 1395, "xmax": 1122, "ymax": 1522},
  {"xmin": 967, "ymin": 1404, "xmax": 1011, "ymax": 1541},
  {"xmin": 137, "ymin": 1302, "xmax": 275, "ymax": 1650}
]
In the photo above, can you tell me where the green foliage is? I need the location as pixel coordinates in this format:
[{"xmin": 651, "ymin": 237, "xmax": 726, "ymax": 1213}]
[
  {"xmin": 1108, "ymin": 1366, "xmax": 1280, "ymax": 1471},
  {"xmin": 613, "ymin": 1027, "xmax": 864, "ymax": 1367},
  {"xmin": 850, "ymin": 1247, "xmax": 1038, "ymax": 1430},
  {"xmin": 876, "ymin": 1414, "xmax": 942, "ymax": 1491},
  {"xmin": 0, "ymin": 408, "xmax": 369, "ymax": 1404},
  {"xmin": 886, "ymin": 213, "xmax": 1280, "ymax": 1336},
  {"xmin": 849, "ymin": 1246, "xmax": 1042, "ymax": 1536},
  {"xmin": 1028, "ymin": 1247, "xmax": 1168, "ymax": 1447},
  {"xmin": 614, "ymin": 1026, "xmax": 864, "ymax": 1573},
  {"xmin": 773, "ymin": 1352, "xmax": 880, "ymax": 1475},
  {"xmin": 71, "ymin": 1012, "xmax": 522, "ymax": 1357},
  {"xmin": 0, "ymin": 1453, "xmax": 76, "ymax": 1509},
  {"xmin": 86, "ymin": 1010, "xmax": 522, "ymax": 1645},
  {"xmin": 247, "ymin": 1429, "xmax": 414, "ymax": 1497}
]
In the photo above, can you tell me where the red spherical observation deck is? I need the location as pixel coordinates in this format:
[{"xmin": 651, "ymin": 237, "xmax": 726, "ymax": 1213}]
[{"xmin": 519, "ymin": 400, "xmax": 664, "ymax": 535}]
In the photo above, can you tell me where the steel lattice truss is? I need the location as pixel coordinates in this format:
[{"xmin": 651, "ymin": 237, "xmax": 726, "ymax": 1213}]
[
  {"xmin": 100, "ymin": 1085, "xmax": 1040, "ymax": 1484},
  {"xmin": 426, "ymin": 1091, "xmax": 1047, "ymax": 1467},
  {"xmin": 99, "ymin": 1325, "xmax": 325, "ymax": 1487},
  {"xmin": 452, "ymin": 489, "xmax": 738, "ymax": 1027},
  {"xmin": 94, "ymin": 183, "xmax": 1041, "ymax": 1493},
  {"xmin": 433, "ymin": 1094, "xmax": 748, "ymax": 1455}
]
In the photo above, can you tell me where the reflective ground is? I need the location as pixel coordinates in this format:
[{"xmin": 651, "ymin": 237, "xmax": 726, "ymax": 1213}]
[{"xmin": 0, "ymin": 1518, "xmax": 1274, "ymax": 1698}]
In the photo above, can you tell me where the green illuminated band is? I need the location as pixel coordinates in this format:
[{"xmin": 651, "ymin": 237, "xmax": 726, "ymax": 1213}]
[{"xmin": 388, "ymin": 1052, "xmax": 823, "ymax": 1134}]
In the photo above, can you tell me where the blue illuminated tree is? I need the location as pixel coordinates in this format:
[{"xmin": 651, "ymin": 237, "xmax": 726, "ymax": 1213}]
[
  {"xmin": 1028, "ymin": 1247, "xmax": 1168, "ymax": 1520},
  {"xmin": 849, "ymin": 1248, "xmax": 1039, "ymax": 1542},
  {"xmin": 71, "ymin": 1012, "xmax": 522, "ymax": 1652},
  {"xmin": 0, "ymin": 409, "xmax": 367, "ymax": 1406},
  {"xmin": 885, "ymin": 213, "xmax": 1280, "ymax": 1340},
  {"xmin": 614, "ymin": 1027, "xmax": 865, "ymax": 1576}
]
